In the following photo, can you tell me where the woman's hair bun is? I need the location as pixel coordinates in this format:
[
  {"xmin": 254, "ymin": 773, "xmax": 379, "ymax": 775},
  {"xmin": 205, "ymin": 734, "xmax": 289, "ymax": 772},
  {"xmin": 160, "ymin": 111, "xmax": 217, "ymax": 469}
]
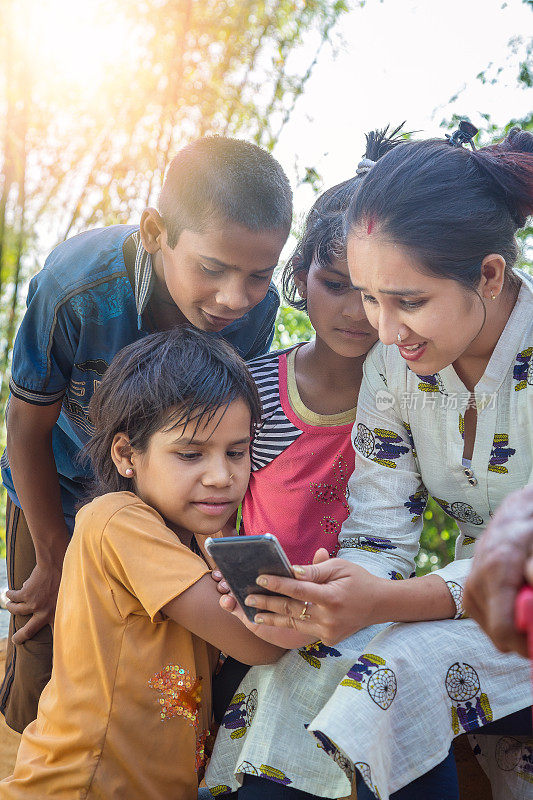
[
  {"xmin": 500, "ymin": 126, "xmax": 533, "ymax": 154},
  {"xmin": 471, "ymin": 126, "xmax": 533, "ymax": 228}
]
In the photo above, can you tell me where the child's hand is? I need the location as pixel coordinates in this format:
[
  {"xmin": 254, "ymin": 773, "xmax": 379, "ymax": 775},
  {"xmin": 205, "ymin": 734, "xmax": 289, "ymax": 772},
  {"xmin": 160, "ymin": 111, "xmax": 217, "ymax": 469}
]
[{"xmin": 211, "ymin": 570, "xmax": 231, "ymax": 595}]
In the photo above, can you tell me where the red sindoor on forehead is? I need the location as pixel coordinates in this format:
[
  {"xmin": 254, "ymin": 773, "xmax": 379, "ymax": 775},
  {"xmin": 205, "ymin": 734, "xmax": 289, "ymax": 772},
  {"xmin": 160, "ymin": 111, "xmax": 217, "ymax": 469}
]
[{"xmin": 366, "ymin": 217, "xmax": 375, "ymax": 235}]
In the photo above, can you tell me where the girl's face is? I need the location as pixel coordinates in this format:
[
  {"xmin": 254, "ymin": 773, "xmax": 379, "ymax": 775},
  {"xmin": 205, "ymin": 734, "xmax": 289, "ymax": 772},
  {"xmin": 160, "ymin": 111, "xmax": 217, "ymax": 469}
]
[
  {"xmin": 347, "ymin": 231, "xmax": 485, "ymax": 375},
  {"xmin": 295, "ymin": 256, "xmax": 379, "ymax": 357},
  {"xmin": 127, "ymin": 399, "xmax": 252, "ymax": 537}
]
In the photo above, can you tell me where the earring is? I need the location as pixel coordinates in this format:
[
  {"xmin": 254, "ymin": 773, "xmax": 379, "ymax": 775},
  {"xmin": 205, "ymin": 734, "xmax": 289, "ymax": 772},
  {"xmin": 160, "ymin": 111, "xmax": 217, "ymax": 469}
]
[
  {"xmin": 490, "ymin": 290, "xmax": 496, "ymax": 301},
  {"xmin": 397, "ymin": 331, "xmax": 402, "ymax": 343},
  {"xmin": 229, "ymin": 474, "xmax": 234, "ymax": 480},
  {"xmin": 125, "ymin": 468, "xmax": 134, "ymax": 477}
]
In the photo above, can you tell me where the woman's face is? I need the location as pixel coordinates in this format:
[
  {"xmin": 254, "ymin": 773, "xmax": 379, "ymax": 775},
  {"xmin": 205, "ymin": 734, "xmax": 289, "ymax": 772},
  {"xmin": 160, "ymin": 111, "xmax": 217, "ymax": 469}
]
[{"xmin": 347, "ymin": 230, "xmax": 485, "ymax": 375}]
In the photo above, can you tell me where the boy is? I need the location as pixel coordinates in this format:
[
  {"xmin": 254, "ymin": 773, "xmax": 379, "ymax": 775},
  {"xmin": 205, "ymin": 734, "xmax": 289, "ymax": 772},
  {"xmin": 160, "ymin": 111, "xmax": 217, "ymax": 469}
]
[{"xmin": 0, "ymin": 135, "xmax": 292, "ymax": 732}]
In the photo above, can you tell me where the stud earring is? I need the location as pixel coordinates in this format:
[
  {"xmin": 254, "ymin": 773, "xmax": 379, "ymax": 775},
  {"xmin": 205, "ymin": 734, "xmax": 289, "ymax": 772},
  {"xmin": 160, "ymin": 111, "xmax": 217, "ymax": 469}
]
[
  {"xmin": 397, "ymin": 331, "xmax": 403, "ymax": 343},
  {"xmin": 125, "ymin": 468, "xmax": 134, "ymax": 477},
  {"xmin": 490, "ymin": 290, "xmax": 496, "ymax": 301}
]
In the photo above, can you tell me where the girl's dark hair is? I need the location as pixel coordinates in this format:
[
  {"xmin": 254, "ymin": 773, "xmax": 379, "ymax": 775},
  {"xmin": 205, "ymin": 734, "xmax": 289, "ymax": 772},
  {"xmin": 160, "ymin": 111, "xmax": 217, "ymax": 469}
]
[
  {"xmin": 82, "ymin": 328, "xmax": 262, "ymax": 499},
  {"xmin": 347, "ymin": 125, "xmax": 533, "ymax": 290},
  {"xmin": 282, "ymin": 125, "xmax": 406, "ymax": 310}
]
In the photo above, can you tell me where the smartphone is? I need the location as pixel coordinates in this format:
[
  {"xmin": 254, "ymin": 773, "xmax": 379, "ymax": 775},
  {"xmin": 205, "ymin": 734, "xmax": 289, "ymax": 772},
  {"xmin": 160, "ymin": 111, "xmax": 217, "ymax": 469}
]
[{"xmin": 205, "ymin": 534, "xmax": 293, "ymax": 622}]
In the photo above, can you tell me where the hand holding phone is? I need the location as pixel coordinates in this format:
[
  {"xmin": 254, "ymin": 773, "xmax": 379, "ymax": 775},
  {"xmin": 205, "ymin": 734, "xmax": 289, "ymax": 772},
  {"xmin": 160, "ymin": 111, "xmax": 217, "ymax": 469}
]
[{"xmin": 204, "ymin": 534, "xmax": 293, "ymax": 623}]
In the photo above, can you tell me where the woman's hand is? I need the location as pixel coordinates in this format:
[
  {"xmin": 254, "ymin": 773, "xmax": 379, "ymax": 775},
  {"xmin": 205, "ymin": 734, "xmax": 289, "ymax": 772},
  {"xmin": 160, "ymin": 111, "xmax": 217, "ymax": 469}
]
[
  {"xmin": 240, "ymin": 549, "xmax": 385, "ymax": 645},
  {"xmin": 219, "ymin": 593, "xmax": 315, "ymax": 649}
]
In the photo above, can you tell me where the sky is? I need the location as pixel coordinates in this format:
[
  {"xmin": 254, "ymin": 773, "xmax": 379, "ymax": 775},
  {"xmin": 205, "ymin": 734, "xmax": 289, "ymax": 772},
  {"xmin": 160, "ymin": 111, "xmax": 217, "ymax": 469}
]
[
  {"xmin": 276, "ymin": 0, "xmax": 532, "ymax": 222},
  {"xmin": 9, "ymin": 0, "xmax": 533, "ymax": 264}
]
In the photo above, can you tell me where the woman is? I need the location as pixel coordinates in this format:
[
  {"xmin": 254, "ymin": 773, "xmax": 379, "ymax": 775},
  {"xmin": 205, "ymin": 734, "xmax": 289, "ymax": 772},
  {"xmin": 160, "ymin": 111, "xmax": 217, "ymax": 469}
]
[{"xmin": 207, "ymin": 123, "xmax": 533, "ymax": 800}]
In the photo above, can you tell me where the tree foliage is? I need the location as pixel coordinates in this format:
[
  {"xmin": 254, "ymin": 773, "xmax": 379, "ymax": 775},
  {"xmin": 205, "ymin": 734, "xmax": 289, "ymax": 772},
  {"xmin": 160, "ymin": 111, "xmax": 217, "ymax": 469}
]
[
  {"xmin": 0, "ymin": 0, "xmax": 531, "ymax": 571},
  {"xmin": 0, "ymin": 0, "xmax": 348, "ymax": 401}
]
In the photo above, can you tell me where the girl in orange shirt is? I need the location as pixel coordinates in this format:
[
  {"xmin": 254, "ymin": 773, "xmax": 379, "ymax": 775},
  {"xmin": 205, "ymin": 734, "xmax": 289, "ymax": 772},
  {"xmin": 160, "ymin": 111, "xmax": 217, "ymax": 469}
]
[{"xmin": 1, "ymin": 328, "xmax": 306, "ymax": 800}]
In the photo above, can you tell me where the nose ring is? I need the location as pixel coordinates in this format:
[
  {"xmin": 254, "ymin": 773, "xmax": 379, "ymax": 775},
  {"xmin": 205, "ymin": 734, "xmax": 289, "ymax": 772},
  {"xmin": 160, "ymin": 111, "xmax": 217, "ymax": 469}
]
[
  {"xmin": 397, "ymin": 331, "xmax": 402, "ymax": 343},
  {"xmin": 229, "ymin": 474, "xmax": 234, "ymax": 480}
]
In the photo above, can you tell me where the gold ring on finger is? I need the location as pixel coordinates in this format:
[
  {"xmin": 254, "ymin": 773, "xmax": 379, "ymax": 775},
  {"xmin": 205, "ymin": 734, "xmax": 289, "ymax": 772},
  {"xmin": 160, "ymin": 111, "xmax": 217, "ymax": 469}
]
[{"xmin": 299, "ymin": 600, "xmax": 311, "ymax": 620}]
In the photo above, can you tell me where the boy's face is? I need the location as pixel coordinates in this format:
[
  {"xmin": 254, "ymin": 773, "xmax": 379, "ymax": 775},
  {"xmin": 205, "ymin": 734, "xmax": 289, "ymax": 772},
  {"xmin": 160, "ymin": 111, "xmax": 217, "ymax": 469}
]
[
  {"xmin": 144, "ymin": 216, "xmax": 288, "ymax": 331},
  {"xmin": 130, "ymin": 399, "xmax": 252, "ymax": 538}
]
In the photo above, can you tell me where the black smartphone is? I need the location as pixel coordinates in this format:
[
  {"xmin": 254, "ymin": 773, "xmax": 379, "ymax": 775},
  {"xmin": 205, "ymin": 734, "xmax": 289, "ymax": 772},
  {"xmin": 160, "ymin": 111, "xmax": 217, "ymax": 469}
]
[{"xmin": 204, "ymin": 534, "xmax": 293, "ymax": 623}]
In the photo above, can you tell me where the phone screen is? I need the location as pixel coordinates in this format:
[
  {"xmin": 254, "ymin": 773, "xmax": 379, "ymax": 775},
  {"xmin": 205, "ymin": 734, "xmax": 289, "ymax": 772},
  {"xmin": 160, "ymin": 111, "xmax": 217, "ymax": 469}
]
[{"xmin": 205, "ymin": 534, "xmax": 293, "ymax": 623}]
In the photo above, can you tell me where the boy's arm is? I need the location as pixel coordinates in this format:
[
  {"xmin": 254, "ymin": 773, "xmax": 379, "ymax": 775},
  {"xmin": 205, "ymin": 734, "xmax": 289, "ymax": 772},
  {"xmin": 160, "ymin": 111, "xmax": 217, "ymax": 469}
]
[
  {"xmin": 5, "ymin": 396, "xmax": 70, "ymax": 643},
  {"xmin": 163, "ymin": 573, "xmax": 298, "ymax": 664}
]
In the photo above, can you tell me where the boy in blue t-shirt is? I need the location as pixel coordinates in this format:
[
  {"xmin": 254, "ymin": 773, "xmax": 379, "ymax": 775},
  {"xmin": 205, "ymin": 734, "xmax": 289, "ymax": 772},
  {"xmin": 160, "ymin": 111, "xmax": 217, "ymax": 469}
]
[{"xmin": 0, "ymin": 136, "xmax": 292, "ymax": 732}]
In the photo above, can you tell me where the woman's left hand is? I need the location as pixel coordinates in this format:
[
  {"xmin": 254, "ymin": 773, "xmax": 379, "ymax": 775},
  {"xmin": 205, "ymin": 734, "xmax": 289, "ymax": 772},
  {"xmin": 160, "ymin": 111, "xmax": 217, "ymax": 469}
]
[{"xmin": 243, "ymin": 549, "xmax": 384, "ymax": 645}]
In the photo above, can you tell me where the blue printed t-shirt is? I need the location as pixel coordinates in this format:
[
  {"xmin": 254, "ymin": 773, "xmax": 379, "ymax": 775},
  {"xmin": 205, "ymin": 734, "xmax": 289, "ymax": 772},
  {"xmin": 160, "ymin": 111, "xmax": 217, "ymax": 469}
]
[{"xmin": 1, "ymin": 225, "xmax": 279, "ymax": 525}]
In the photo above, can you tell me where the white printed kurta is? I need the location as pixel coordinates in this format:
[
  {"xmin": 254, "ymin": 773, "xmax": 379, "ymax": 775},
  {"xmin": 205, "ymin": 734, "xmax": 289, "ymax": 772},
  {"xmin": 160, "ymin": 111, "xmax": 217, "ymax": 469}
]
[{"xmin": 206, "ymin": 272, "xmax": 533, "ymax": 800}]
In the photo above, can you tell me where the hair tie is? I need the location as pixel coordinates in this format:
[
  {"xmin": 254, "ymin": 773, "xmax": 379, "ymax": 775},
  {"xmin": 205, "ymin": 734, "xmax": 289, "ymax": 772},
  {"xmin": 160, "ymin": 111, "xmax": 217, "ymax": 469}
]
[
  {"xmin": 356, "ymin": 158, "xmax": 376, "ymax": 178},
  {"xmin": 445, "ymin": 120, "xmax": 478, "ymax": 150}
]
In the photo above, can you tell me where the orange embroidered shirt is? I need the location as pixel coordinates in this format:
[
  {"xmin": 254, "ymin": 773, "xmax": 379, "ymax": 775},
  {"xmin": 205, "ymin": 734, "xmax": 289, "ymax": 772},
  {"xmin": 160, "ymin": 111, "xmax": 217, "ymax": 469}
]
[{"xmin": 0, "ymin": 492, "xmax": 217, "ymax": 800}]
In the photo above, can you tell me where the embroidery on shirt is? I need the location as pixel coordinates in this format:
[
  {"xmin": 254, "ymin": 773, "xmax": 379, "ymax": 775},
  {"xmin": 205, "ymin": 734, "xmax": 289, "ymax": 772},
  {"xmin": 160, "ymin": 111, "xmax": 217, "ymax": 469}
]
[
  {"xmin": 388, "ymin": 570, "xmax": 404, "ymax": 580},
  {"xmin": 221, "ymin": 689, "xmax": 258, "ymax": 739},
  {"xmin": 433, "ymin": 498, "xmax": 483, "ymax": 525},
  {"xmin": 309, "ymin": 453, "xmax": 349, "ymax": 555},
  {"xmin": 445, "ymin": 662, "xmax": 493, "ymax": 734},
  {"xmin": 75, "ymin": 358, "xmax": 109, "ymax": 376},
  {"xmin": 258, "ymin": 765, "xmax": 293, "ymax": 785},
  {"xmin": 298, "ymin": 641, "xmax": 342, "ymax": 669},
  {"xmin": 462, "ymin": 535, "xmax": 477, "ymax": 546},
  {"xmin": 341, "ymin": 534, "xmax": 396, "ymax": 554},
  {"xmin": 402, "ymin": 422, "xmax": 417, "ymax": 459},
  {"xmin": 459, "ymin": 413, "xmax": 465, "ymax": 440},
  {"xmin": 237, "ymin": 761, "xmax": 259, "ymax": 776},
  {"xmin": 69, "ymin": 277, "xmax": 130, "ymax": 325},
  {"xmin": 513, "ymin": 347, "xmax": 533, "ymax": 391},
  {"xmin": 353, "ymin": 761, "xmax": 381, "ymax": 798},
  {"xmin": 312, "ymin": 730, "xmax": 355, "ymax": 783},
  {"xmin": 63, "ymin": 395, "xmax": 94, "ymax": 437},
  {"xmin": 320, "ymin": 516, "xmax": 341, "ymax": 535},
  {"xmin": 353, "ymin": 424, "xmax": 409, "ymax": 469},
  {"xmin": 195, "ymin": 729, "xmax": 210, "ymax": 773},
  {"xmin": 495, "ymin": 737, "xmax": 533, "ymax": 784},
  {"xmin": 417, "ymin": 373, "xmax": 446, "ymax": 394},
  {"xmin": 69, "ymin": 379, "xmax": 87, "ymax": 398},
  {"xmin": 488, "ymin": 433, "xmax": 516, "ymax": 474},
  {"xmin": 236, "ymin": 762, "xmax": 293, "ymax": 786},
  {"xmin": 340, "ymin": 654, "xmax": 397, "ymax": 710},
  {"xmin": 208, "ymin": 786, "xmax": 233, "ymax": 796},
  {"xmin": 310, "ymin": 452, "xmax": 349, "ymax": 510},
  {"xmin": 404, "ymin": 487, "xmax": 428, "ymax": 522},
  {"xmin": 148, "ymin": 664, "xmax": 202, "ymax": 725}
]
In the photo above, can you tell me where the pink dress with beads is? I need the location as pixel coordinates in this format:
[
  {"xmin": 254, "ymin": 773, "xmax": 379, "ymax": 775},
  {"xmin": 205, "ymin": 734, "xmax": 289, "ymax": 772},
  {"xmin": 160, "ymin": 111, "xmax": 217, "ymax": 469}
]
[{"xmin": 242, "ymin": 345, "xmax": 356, "ymax": 565}]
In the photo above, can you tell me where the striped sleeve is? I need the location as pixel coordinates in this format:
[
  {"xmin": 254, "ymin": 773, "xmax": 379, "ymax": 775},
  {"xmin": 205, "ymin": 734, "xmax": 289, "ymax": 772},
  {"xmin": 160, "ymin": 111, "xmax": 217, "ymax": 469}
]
[{"xmin": 247, "ymin": 350, "xmax": 303, "ymax": 471}]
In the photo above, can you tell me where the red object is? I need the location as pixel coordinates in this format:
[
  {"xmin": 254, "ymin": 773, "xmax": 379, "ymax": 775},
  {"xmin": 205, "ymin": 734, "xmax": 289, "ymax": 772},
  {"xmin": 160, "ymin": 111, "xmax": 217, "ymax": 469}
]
[
  {"xmin": 516, "ymin": 587, "xmax": 533, "ymax": 709},
  {"xmin": 515, "ymin": 586, "xmax": 533, "ymax": 656},
  {"xmin": 515, "ymin": 586, "xmax": 533, "ymax": 726}
]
